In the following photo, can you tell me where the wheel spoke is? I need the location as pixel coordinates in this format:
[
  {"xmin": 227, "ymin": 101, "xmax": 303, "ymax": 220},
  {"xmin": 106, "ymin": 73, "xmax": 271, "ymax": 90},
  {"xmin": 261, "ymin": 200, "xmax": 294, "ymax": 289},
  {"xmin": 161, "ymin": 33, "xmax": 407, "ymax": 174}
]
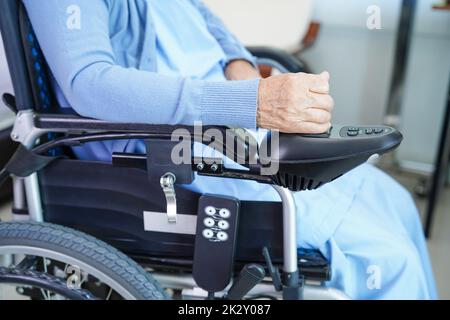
[
  {"xmin": 105, "ymin": 287, "xmax": 113, "ymax": 300},
  {"xmin": 40, "ymin": 288, "xmax": 50, "ymax": 300},
  {"xmin": 42, "ymin": 258, "xmax": 52, "ymax": 300},
  {"xmin": 16, "ymin": 255, "xmax": 38, "ymax": 270}
]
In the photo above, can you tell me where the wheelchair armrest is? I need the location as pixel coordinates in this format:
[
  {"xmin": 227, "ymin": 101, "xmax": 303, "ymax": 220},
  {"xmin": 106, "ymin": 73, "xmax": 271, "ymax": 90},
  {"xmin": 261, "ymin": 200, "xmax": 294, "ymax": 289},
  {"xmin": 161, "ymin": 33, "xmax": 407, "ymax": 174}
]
[
  {"xmin": 260, "ymin": 125, "xmax": 403, "ymax": 191},
  {"xmin": 12, "ymin": 111, "xmax": 404, "ymax": 193},
  {"xmin": 248, "ymin": 46, "xmax": 307, "ymax": 73},
  {"xmin": 14, "ymin": 110, "xmax": 260, "ymax": 167},
  {"xmin": 33, "ymin": 112, "xmax": 196, "ymax": 135}
]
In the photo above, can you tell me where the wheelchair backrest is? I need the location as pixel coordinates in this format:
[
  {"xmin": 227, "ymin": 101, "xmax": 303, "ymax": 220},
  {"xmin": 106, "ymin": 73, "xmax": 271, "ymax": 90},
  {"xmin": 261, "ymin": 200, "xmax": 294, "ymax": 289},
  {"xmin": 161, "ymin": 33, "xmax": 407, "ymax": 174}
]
[{"xmin": 0, "ymin": 0, "xmax": 57, "ymax": 112}]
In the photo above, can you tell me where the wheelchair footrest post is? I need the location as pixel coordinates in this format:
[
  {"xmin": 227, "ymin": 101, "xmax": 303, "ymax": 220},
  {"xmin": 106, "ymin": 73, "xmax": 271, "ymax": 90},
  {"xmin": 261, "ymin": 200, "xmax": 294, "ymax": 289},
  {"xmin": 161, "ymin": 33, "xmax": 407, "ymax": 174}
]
[{"xmin": 282, "ymin": 271, "xmax": 304, "ymax": 300}]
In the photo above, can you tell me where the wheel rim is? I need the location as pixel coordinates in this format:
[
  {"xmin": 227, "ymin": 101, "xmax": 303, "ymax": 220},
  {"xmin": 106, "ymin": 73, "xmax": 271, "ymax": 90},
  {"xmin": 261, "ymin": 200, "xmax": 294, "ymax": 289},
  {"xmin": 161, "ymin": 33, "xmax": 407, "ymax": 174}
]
[{"xmin": 0, "ymin": 246, "xmax": 137, "ymax": 300}]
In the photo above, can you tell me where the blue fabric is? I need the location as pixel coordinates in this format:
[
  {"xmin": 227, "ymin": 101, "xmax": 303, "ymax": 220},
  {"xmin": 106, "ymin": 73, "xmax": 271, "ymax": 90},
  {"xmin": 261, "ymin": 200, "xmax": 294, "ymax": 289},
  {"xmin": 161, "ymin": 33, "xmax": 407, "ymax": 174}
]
[{"xmin": 23, "ymin": 0, "xmax": 437, "ymax": 299}]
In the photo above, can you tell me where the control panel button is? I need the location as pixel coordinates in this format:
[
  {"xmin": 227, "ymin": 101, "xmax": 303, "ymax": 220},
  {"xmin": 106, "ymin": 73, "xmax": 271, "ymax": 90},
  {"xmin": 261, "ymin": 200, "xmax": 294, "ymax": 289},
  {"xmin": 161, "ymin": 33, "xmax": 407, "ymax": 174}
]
[
  {"xmin": 204, "ymin": 217, "xmax": 215, "ymax": 228},
  {"xmin": 205, "ymin": 206, "xmax": 216, "ymax": 216},
  {"xmin": 217, "ymin": 231, "xmax": 228, "ymax": 241},
  {"xmin": 374, "ymin": 128, "xmax": 384, "ymax": 134},
  {"xmin": 202, "ymin": 229, "xmax": 214, "ymax": 239},
  {"xmin": 218, "ymin": 220, "xmax": 229, "ymax": 230},
  {"xmin": 219, "ymin": 208, "xmax": 231, "ymax": 219},
  {"xmin": 365, "ymin": 128, "xmax": 373, "ymax": 134},
  {"xmin": 347, "ymin": 130, "xmax": 358, "ymax": 137}
]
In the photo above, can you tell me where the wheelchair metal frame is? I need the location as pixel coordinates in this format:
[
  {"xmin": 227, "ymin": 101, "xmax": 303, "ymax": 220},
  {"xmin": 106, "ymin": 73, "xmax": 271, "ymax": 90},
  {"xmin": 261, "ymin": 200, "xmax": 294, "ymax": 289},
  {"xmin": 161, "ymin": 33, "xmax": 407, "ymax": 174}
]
[{"xmin": 7, "ymin": 109, "xmax": 349, "ymax": 300}]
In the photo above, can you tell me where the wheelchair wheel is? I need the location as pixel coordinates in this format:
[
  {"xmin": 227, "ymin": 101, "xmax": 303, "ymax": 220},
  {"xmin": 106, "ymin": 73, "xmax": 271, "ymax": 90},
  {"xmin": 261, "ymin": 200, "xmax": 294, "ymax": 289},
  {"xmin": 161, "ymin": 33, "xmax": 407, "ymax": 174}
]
[{"xmin": 0, "ymin": 222, "xmax": 169, "ymax": 300}]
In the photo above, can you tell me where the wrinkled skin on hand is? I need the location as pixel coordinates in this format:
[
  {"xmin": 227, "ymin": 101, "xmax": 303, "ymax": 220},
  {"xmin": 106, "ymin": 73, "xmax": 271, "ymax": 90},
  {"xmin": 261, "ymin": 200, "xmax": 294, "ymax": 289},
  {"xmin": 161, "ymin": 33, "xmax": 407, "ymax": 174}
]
[{"xmin": 257, "ymin": 71, "xmax": 334, "ymax": 134}]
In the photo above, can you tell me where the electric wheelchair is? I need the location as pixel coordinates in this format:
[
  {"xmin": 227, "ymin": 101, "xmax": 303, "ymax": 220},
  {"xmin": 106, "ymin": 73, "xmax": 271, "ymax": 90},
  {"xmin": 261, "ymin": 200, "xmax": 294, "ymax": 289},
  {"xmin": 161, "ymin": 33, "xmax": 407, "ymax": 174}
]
[{"xmin": 0, "ymin": 0, "xmax": 402, "ymax": 300}]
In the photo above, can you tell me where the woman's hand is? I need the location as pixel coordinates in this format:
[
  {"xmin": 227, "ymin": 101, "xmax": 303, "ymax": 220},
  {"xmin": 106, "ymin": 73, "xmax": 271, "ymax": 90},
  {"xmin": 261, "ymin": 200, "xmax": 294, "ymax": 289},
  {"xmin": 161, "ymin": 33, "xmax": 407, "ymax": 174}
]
[
  {"xmin": 225, "ymin": 60, "xmax": 262, "ymax": 80},
  {"xmin": 257, "ymin": 71, "xmax": 334, "ymax": 134}
]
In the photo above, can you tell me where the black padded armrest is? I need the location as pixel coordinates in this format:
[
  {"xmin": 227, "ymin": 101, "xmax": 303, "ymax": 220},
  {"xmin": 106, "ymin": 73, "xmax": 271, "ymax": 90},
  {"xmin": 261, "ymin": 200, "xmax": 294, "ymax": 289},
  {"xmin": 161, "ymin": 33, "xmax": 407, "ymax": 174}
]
[{"xmin": 248, "ymin": 46, "xmax": 306, "ymax": 73}]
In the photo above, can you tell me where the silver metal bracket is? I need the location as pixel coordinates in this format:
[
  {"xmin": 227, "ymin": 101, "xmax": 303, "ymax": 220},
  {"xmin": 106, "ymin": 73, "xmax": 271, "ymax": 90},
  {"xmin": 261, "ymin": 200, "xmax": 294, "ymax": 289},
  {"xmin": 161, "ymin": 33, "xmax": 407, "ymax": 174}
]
[
  {"xmin": 10, "ymin": 111, "xmax": 48, "ymax": 223},
  {"xmin": 160, "ymin": 173, "xmax": 177, "ymax": 223},
  {"xmin": 10, "ymin": 110, "xmax": 46, "ymax": 148}
]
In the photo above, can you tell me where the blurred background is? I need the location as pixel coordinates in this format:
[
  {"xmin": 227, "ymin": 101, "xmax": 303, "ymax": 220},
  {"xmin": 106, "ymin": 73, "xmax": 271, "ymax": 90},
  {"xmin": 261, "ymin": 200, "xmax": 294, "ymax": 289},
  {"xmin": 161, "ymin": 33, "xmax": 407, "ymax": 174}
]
[{"xmin": 1, "ymin": 0, "xmax": 449, "ymax": 298}]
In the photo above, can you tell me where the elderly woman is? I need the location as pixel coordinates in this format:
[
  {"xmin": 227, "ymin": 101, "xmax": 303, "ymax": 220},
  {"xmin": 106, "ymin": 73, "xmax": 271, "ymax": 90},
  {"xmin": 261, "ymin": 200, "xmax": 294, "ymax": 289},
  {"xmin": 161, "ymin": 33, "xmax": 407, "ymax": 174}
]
[{"xmin": 23, "ymin": 0, "xmax": 437, "ymax": 299}]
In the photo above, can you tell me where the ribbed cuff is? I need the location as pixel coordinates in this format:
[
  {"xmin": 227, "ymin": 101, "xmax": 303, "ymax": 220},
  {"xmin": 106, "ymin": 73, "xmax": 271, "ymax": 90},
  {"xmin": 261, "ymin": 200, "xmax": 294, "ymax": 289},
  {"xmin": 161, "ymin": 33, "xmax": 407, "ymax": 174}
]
[{"xmin": 201, "ymin": 79, "xmax": 260, "ymax": 129}]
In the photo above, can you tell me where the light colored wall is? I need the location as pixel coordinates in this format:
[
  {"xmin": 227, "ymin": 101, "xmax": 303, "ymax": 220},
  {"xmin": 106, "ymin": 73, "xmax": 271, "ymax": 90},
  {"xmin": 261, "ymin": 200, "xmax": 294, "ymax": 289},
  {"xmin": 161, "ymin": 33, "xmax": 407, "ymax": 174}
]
[
  {"xmin": 203, "ymin": 0, "xmax": 313, "ymax": 50},
  {"xmin": 301, "ymin": 0, "xmax": 450, "ymax": 168}
]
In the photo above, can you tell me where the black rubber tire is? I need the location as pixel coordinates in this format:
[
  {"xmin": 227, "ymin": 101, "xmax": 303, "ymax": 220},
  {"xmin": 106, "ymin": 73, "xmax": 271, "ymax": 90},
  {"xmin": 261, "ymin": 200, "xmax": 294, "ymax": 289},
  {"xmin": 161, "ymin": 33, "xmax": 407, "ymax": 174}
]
[{"xmin": 0, "ymin": 221, "xmax": 170, "ymax": 300}]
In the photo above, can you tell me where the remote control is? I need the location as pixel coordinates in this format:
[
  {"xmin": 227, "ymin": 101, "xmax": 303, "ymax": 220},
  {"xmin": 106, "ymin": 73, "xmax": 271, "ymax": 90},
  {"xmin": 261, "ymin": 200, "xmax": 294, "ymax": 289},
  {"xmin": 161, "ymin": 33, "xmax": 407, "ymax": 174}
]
[{"xmin": 192, "ymin": 194, "xmax": 240, "ymax": 293}]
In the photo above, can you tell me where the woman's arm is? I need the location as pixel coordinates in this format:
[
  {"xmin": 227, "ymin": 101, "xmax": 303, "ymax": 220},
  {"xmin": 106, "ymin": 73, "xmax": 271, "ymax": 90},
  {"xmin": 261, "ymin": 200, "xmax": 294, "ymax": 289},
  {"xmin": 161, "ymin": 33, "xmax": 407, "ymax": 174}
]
[{"xmin": 22, "ymin": 0, "xmax": 259, "ymax": 128}]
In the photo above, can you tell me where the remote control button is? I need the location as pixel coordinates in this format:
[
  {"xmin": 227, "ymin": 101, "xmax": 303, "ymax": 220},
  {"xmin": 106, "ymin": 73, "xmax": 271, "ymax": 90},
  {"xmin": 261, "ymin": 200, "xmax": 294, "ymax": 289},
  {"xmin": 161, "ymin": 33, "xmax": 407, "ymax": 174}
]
[
  {"xmin": 204, "ymin": 217, "xmax": 215, "ymax": 228},
  {"xmin": 219, "ymin": 208, "xmax": 231, "ymax": 219},
  {"xmin": 348, "ymin": 127, "xmax": 359, "ymax": 132},
  {"xmin": 217, "ymin": 231, "xmax": 228, "ymax": 241},
  {"xmin": 202, "ymin": 229, "xmax": 214, "ymax": 239},
  {"xmin": 347, "ymin": 130, "xmax": 358, "ymax": 137},
  {"xmin": 365, "ymin": 128, "xmax": 373, "ymax": 134},
  {"xmin": 205, "ymin": 206, "xmax": 216, "ymax": 216},
  {"xmin": 218, "ymin": 220, "xmax": 229, "ymax": 230}
]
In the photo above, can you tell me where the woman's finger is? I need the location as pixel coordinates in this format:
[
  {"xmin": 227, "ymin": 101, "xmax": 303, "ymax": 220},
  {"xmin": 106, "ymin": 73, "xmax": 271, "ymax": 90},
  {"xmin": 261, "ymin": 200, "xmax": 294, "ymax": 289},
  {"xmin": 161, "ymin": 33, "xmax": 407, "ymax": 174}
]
[{"xmin": 309, "ymin": 72, "xmax": 330, "ymax": 94}]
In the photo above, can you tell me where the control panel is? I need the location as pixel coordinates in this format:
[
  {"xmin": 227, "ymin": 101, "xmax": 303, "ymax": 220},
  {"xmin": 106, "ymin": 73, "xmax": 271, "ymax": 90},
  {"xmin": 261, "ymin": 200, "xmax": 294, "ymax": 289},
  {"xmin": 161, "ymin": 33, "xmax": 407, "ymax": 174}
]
[{"xmin": 339, "ymin": 126, "xmax": 392, "ymax": 138}]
